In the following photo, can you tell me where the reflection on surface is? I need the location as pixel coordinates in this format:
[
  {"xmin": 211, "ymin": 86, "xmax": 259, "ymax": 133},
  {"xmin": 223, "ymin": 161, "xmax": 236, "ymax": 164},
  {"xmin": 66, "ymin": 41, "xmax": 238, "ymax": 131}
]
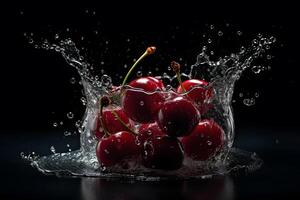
[{"xmin": 81, "ymin": 176, "xmax": 234, "ymax": 200}]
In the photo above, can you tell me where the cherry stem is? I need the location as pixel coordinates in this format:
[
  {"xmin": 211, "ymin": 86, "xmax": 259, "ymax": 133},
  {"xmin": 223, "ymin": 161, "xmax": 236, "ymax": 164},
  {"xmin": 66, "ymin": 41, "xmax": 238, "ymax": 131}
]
[
  {"xmin": 99, "ymin": 97, "xmax": 111, "ymax": 137},
  {"xmin": 111, "ymin": 110, "xmax": 137, "ymax": 135},
  {"xmin": 121, "ymin": 46, "xmax": 156, "ymax": 88},
  {"xmin": 171, "ymin": 61, "xmax": 186, "ymax": 93}
]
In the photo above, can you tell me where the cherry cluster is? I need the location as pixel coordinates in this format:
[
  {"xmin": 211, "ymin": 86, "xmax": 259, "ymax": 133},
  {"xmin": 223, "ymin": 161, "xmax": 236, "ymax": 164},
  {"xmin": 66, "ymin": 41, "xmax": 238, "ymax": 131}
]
[{"xmin": 94, "ymin": 47, "xmax": 225, "ymax": 171}]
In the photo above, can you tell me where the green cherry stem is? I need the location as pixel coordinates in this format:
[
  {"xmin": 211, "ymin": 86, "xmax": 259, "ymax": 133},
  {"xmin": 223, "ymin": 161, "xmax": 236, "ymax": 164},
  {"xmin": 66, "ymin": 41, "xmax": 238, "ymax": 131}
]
[
  {"xmin": 111, "ymin": 110, "xmax": 137, "ymax": 135},
  {"xmin": 121, "ymin": 46, "xmax": 156, "ymax": 88},
  {"xmin": 171, "ymin": 61, "xmax": 186, "ymax": 93}
]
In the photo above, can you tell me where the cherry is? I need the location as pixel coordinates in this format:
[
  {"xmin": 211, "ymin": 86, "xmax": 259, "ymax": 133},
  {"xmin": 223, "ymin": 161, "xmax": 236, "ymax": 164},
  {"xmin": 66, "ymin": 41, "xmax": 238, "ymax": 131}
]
[
  {"xmin": 137, "ymin": 123, "xmax": 165, "ymax": 146},
  {"xmin": 177, "ymin": 79, "xmax": 213, "ymax": 114},
  {"xmin": 94, "ymin": 107, "xmax": 134, "ymax": 139},
  {"xmin": 157, "ymin": 96, "xmax": 200, "ymax": 137},
  {"xmin": 142, "ymin": 135, "xmax": 184, "ymax": 170},
  {"xmin": 96, "ymin": 131, "xmax": 139, "ymax": 167},
  {"xmin": 122, "ymin": 77, "xmax": 165, "ymax": 123},
  {"xmin": 181, "ymin": 119, "xmax": 225, "ymax": 161},
  {"xmin": 120, "ymin": 47, "xmax": 165, "ymax": 123}
]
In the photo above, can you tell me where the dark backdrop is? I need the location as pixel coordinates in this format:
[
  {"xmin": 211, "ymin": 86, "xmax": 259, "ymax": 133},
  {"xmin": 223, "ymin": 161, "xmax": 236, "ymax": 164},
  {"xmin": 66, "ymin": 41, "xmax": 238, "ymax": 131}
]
[
  {"xmin": 1, "ymin": 2, "xmax": 299, "ymax": 132},
  {"xmin": 1, "ymin": 2, "xmax": 300, "ymax": 200}
]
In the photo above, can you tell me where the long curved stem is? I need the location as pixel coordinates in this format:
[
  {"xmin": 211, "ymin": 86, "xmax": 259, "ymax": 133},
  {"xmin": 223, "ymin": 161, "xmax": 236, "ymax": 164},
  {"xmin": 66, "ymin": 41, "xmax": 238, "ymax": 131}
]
[{"xmin": 121, "ymin": 47, "xmax": 156, "ymax": 88}]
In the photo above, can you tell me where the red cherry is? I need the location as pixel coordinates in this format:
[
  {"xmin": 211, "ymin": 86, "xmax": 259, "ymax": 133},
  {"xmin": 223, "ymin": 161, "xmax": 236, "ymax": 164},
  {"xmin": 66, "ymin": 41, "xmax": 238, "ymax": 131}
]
[
  {"xmin": 96, "ymin": 131, "xmax": 139, "ymax": 167},
  {"xmin": 157, "ymin": 96, "xmax": 200, "ymax": 137},
  {"xmin": 181, "ymin": 119, "xmax": 225, "ymax": 161},
  {"xmin": 122, "ymin": 77, "xmax": 165, "ymax": 123},
  {"xmin": 93, "ymin": 107, "xmax": 133, "ymax": 139},
  {"xmin": 142, "ymin": 135, "xmax": 184, "ymax": 170},
  {"xmin": 137, "ymin": 123, "xmax": 165, "ymax": 146},
  {"xmin": 177, "ymin": 79, "xmax": 213, "ymax": 114}
]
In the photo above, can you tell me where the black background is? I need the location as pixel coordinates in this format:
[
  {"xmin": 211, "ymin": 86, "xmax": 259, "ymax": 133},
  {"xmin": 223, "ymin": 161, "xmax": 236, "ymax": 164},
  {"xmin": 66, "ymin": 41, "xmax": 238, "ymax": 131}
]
[{"xmin": 1, "ymin": 2, "xmax": 300, "ymax": 200}]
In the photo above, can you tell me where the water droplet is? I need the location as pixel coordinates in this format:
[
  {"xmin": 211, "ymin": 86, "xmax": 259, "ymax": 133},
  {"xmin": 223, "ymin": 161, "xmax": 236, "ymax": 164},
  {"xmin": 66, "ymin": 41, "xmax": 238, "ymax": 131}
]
[
  {"xmin": 69, "ymin": 77, "xmax": 76, "ymax": 84},
  {"xmin": 237, "ymin": 31, "xmax": 242, "ymax": 36},
  {"xmin": 100, "ymin": 75, "xmax": 112, "ymax": 87},
  {"xmin": 207, "ymin": 38, "xmax": 212, "ymax": 44},
  {"xmin": 166, "ymin": 85, "xmax": 173, "ymax": 91},
  {"xmin": 124, "ymin": 64, "xmax": 128, "ymax": 69},
  {"xmin": 218, "ymin": 31, "xmax": 223, "ymax": 36},
  {"xmin": 64, "ymin": 131, "xmax": 72, "ymax": 136},
  {"xmin": 100, "ymin": 61, "xmax": 105, "ymax": 65},
  {"xmin": 210, "ymin": 51, "xmax": 214, "ymax": 55},
  {"xmin": 75, "ymin": 120, "xmax": 82, "ymax": 128},
  {"xmin": 20, "ymin": 11, "xmax": 24, "ymax": 15},
  {"xmin": 54, "ymin": 34, "xmax": 59, "ymax": 40},
  {"xmin": 81, "ymin": 97, "xmax": 87, "ymax": 105},
  {"xmin": 239, "ymin": 93, "xmax": 243, "ymax": 97},
  {"xmin": 136, "ymin": 71, "xmax": 143, "ymax": 77},
  {"xmin": 240, "ymin": 46, "xmax": 245, "ymax": 53},
  {"xmin": 252, "ymin": 39, "xmax": 258, "ymax": 44},
  {"xmin": 66, "ymin": 144, "xmax": 70, "ymax": 148},
  {"xmin": 207, "ymin": 141, "xmax": 212, "ymax": 146},
  {"xmin": 28, "ymin": 38, "xmax": 33, "ymax": 44},
  {"xmin": 252, "ymin": 65, "xmax": 262, "ymax": 74},
  {"xmin": 243, "ymin": 98, "xmax": 255, "ymax": 106},
  {"xmin": 255, "ymin": 92, "xmax": 259, "ymax": 98},
  {"xmin": 210, "ymin": 25, "xmax": 214, "ymax": 30},
  {"xmin": 267, "ymin": 55, "xmax": 272, "ymax": 60},
  {"xmin": 104, "ymin": 149, "xmax": 110, "ymax": 154},
  {"xmin": 140, "ymin": 101, "xmax": 144, "ymax": 106},
  {"xmin": 50, "ymin": 146, "xmax": 56, "ymax": 154},
  {"xmin": 60, "ymin": 121, "xmax": 64, "ymax": 125},
  {"xmin": 53, "ymin": 122, "xmax": 58, "ymax": 127},
  {"xmin": 257, "ymin": 33, "xmax": 262, "ymax": 38},
  {"xmin": 81, "ymin": 36, "xmax": 84, "ymax": 41},
  {"xmin": 20, "ymin": 152, "xmax": 25, "ymax": 158},
  {"xmin": 66, "ymin": 28, "xmax": 70, "ymax": 32}
]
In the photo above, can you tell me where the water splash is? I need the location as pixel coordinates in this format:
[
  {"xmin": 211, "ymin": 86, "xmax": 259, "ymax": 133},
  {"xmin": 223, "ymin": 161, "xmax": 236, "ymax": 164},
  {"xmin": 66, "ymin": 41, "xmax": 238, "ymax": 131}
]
[{"xmin": 24, "ymin": 33, "xmax": 275, "ymax": 180}]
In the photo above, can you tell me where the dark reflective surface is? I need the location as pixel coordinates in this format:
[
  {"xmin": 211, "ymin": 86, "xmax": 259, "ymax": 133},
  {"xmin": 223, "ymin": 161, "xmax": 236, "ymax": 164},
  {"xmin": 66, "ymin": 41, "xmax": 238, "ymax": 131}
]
[{"xmin": 1, "ymin": 128, "xmax": 300, "ymax": 200}]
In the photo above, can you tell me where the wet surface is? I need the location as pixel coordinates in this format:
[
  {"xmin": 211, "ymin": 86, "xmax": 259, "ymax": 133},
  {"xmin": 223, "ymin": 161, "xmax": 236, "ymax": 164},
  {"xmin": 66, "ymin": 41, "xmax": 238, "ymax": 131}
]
[{"xmin": 1, "ymin": 127, "xmax": 300, "ymax": 200}]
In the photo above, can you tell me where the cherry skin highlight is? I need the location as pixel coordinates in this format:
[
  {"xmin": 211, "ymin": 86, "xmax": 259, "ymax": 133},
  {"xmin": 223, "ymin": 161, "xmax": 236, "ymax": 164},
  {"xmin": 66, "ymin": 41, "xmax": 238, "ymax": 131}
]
[
  {"xmin": 177, "ymin": 79, "xmax": 213, "ymax": 114},
  {"xmin": 93, "ymin": 107, "xmax": 133, "ymax": 139},
  {"xmin": 181, "ymin": 119, "xmax": 225, "ymax": 161},
  {"xmin": 142, "ymin": 135, "xmax": 184, "ymax": 170},
  {"xmin": 96, "ymin": 131, "xmax": 139, "ymax": 167},
  {"xmin": 157, "ymin": 96, "xmax": 200, "ymax": 137},
  {"xmin": 137, "ymin": 123, "xmax": 165, "ymax": 146},
  {"xmin": 122, "ymin": 77, "xmax": 165, "ymax": 123}
]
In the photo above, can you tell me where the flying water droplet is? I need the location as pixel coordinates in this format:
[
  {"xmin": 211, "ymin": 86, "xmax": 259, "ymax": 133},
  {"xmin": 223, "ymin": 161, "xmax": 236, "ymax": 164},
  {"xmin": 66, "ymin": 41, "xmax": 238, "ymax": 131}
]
[
  {"xmin": 136, "ymin": 71, "xmax": 143, "ymax": 77},
  {"xmin": 64, "ymin": 131, "xmax": 72, "ymax": 136},
  {"xmin": 243, "ymin": 98, "xmax": 255, "ymax": 106},
  {"xmin": 70, "ymin": 77, "xmax": 76, "ymax": 84},
  {"xmin": 50, "ymin": 146, "xmax": 56, "ymax": 154},
  {"xmin": 237, "ymin": 31, "xmax": 243, "ymax": 36},
  {"xmin": 67, "ymin": 112, "xmax": 74, "ymax": 119}
]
